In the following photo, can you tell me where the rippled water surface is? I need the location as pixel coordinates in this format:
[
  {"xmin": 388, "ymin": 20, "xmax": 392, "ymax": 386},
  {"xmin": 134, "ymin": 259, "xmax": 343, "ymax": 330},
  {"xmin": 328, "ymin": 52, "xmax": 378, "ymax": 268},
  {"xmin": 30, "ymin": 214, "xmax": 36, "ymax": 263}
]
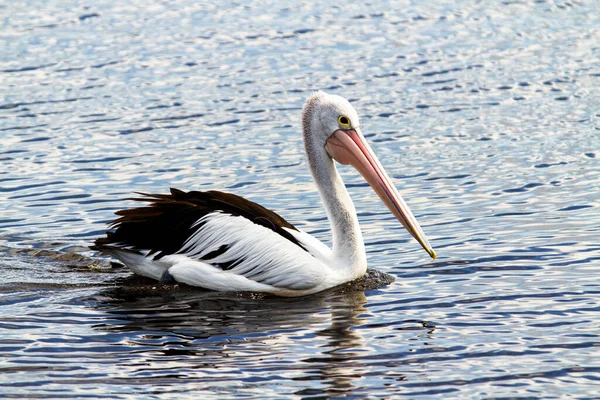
[{"xmin": 1, "ymin": 1, "xmax": 599, "ymax": 398}]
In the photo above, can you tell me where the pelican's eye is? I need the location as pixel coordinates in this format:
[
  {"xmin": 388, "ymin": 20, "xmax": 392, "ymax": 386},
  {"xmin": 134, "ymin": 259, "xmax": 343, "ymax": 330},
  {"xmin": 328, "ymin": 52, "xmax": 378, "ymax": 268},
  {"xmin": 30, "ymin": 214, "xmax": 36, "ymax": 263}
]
[{"xmin": 337, "ymin": 115, "xmax": 351, "ymax": 129}]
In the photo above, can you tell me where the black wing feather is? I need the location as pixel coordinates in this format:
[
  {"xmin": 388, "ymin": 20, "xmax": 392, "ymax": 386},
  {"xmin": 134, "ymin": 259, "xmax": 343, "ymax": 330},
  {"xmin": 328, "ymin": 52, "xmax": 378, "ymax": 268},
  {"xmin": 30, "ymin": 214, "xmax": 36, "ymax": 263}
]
[{"xmin": 92, "ymin": 188, "xmax": 306, "ymax": 259}]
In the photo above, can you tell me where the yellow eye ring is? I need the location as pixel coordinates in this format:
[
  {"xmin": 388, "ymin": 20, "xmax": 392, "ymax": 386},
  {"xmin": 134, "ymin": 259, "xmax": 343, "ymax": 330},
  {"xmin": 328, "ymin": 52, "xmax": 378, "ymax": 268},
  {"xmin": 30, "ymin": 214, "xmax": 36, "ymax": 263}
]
[{"xmin": 338, "ymin": 115, "xmax": 351, "ymax": 129}]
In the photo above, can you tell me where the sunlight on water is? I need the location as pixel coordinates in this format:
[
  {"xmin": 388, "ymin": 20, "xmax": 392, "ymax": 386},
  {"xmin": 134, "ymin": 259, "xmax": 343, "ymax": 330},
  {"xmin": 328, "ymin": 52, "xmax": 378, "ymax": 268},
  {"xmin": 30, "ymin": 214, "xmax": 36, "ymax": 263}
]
[{"xmin": 1, "ymin": 0, "xmax": 599, "ymax": 398}]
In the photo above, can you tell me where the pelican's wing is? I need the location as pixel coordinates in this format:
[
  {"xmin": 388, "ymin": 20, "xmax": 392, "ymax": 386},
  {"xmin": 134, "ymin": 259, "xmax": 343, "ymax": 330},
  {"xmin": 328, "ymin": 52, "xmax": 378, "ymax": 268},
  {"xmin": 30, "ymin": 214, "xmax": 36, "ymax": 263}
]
[
  {"xmin": 93, "ymin": 188, "xmax": 306, "ymax": 259},
  {"xmin": 92, "ymin": 189, "xmax": 326, "ymax": 291}
]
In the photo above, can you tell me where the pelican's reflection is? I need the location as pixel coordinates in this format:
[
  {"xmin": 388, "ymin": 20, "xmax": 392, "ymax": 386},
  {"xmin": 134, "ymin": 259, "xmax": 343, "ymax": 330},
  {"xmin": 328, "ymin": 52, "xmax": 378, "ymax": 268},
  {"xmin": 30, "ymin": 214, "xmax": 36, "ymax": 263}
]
[
  {"xmin": 95, "ymin": 279, "xmax": 346, "ymax": 338},
  {"xmin": 296, "ymin": 291, "xmax": 367, "ymax": 397},
  {"xmin": 93, "ymin": 275, "xmax": 378, "ymax": 395}
]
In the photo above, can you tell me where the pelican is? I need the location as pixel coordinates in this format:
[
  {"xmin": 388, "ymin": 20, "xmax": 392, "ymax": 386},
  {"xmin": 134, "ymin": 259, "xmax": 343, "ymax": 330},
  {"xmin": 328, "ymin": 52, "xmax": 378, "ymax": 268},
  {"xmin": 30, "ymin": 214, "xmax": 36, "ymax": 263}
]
[{"xmin": 92, "ymin": 91, "xmax": 436, "ymax": 296}]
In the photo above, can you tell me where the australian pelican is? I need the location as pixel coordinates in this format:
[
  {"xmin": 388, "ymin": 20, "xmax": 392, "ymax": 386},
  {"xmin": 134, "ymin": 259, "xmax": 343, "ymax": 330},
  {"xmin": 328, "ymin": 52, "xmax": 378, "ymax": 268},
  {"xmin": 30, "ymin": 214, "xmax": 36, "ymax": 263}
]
[{"xmin": 93, "ymin": 91, "xmax": 436, "ymax": 296}]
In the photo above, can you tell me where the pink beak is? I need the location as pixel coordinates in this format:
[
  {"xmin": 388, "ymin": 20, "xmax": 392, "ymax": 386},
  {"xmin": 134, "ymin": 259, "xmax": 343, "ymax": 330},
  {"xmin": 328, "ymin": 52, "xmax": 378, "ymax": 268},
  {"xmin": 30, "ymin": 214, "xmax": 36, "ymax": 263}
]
[{"xmin": 325, "ymin": 128, "xmax": 436, "ymax": 260}]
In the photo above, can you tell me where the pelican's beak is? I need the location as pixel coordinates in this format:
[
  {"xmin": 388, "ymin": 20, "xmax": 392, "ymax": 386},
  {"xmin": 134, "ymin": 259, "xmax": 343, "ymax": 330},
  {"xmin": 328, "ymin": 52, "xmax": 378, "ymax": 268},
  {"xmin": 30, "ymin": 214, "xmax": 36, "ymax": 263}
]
[{"xmin": 325, "ymin": 128, "xmax": 436, "ymax": 260}]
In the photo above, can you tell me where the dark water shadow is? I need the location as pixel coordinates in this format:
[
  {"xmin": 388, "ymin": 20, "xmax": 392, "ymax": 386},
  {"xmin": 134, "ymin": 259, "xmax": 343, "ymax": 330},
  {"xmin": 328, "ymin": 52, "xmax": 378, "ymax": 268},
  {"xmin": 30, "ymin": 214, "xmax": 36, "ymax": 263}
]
[
  {"xmin": 90, "ymin": 275, "xmax": 378, "ymax": 397},
  {"xmin": 91, "ymin": 270, "xmax": 388, "ymax": 339}
]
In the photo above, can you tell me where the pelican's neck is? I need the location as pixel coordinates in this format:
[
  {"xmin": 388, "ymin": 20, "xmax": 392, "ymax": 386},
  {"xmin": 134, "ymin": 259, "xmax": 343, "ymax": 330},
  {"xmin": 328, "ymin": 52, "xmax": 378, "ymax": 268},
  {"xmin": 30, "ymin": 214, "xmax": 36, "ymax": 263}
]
[{"xmin": 304, "ymin": 134, "xmax": 367, "ymax": 277}]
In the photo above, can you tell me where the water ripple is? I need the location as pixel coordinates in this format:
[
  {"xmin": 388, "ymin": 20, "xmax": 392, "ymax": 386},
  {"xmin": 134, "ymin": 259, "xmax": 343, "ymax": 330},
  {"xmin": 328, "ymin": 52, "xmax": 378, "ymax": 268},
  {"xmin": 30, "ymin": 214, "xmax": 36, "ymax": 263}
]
[{"xmin": 1, "ymin": 0, "xmax": 599, "ymax": 398}]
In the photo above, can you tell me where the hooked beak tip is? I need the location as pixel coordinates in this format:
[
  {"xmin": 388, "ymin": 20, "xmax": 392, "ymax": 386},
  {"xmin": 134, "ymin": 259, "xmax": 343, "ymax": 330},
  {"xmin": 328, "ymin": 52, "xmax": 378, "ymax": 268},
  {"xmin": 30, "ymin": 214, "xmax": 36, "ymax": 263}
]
[{"xmin": 428, "ymin": 248, "xmax": 437, "ymax": 260}]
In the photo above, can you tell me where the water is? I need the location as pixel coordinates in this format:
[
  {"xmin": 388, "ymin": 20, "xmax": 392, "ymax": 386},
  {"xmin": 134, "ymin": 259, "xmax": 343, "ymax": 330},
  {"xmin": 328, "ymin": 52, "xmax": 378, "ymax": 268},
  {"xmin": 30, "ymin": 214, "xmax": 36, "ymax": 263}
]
[{"xmin": 1, "ymin": 0, "xmax": 599, "ymax": 398}]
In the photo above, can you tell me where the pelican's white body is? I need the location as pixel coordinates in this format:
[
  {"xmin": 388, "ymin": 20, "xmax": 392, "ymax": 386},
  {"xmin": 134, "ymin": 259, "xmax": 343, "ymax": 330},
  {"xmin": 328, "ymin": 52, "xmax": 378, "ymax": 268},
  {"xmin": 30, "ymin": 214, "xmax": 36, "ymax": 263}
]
[{"xmin": 107, "ymin": 210, "xmax": 365, "ymax": 296}]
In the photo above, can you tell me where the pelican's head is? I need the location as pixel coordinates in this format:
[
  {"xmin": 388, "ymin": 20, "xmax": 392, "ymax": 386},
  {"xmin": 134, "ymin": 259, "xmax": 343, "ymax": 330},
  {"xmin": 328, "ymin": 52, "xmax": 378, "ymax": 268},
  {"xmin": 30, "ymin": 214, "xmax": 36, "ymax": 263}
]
[{"xmin": 302, "ymin": 91, "xmax": 436, "ymax": 260}]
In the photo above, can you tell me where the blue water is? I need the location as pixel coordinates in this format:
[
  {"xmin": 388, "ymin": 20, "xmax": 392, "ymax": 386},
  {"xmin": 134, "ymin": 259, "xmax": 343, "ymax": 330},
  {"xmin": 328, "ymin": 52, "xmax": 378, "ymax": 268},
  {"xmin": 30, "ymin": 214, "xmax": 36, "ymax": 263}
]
[{"xmin": 1, "ymin": 1, "xmax": 599, "ymax": 398}]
